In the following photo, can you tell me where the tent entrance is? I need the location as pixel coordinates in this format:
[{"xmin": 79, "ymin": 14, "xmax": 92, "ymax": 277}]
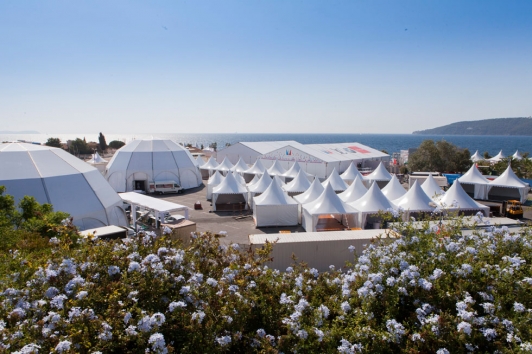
[{"xmin": 134, "ymin": 180, "xmax": 146, "ymax": 191}]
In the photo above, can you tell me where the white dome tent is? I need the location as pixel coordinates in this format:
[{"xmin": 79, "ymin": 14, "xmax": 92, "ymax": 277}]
[
  {"xmin": 206, "ymin": 171, "xmax": 224, "ymax": 200},
  {"xmin": 248, "ymin": 173, "xmax": 274, "ymax": 208},
  {"xmin": 457, "ymin": 165, "xmax": 490, "ymax": 199},
  {"xmin": 470, "ymin": 150, "xmax": 484, "ymax": 162},
  {"xmin": 436, "ymin": 181, "xmax": 489, "ymax": 216},
  {"xmin": 321, "ymin": 167, "xmax": 348, "ymax": 193},
  {"xmin": 392, "ymin": 181, "xmax": 435, "ymax": 220},
  {"xmin": 199, "ymin": 156, "xmax": 219, "ymax": 179},
  {"xmin": 338, "ymin": 176, "xmax": 368, "ymax": 203},
  {"xmin": 301, "ymin": 184, "xmax": 359, "ymax": 232},
  {"xmin": 105, "ymin": 139, "xmax": 202, "ymax": 193},
  {"xmin": 211, "ymin": 172, "xmax": 249, "ymax": 211},
  {"xmin": 363, "ymin": 162, "xmax": 392, "ymax": 188},
  {"xmin": 488, "ymin": 166, "xmax": 530, "ymax": 203},
  {"xmin": 380, "ymin": 175, "xmax": 406, "ymax": 201},
  {"xmin": 0, "ymin": 143, "xmax": 128, "ymax": 231},
  {"xmin": 349, "ymin": 182, "xmax": 396, "ymax": 229},
  {"xmin": 253, "ymin": 179, "xmax": 298, "ymax": 227},
  {"xmin": 282, "ymin": 170, "xmax": 312, "ymax": 196},
  {"xmin": 340, "ymin": 161, "xmax": 364, "ymax": 185},
  {"xmin": 421, "ymin": 174, "xmax": 445, "ymax": 200}
]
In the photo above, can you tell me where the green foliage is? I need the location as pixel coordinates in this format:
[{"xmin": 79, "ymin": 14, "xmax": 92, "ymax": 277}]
[
  {"xmin": 491, "ymin": 156, "xmax": 532, "ymax": 178},
  {"xmin": 98, "ymin": 132, "xmax": 108, "ymax": 151},
  {"xmin": 413, "ymin": 117, "xmax": 532, "ymax": 135},
  {"xmin": 210, "ymin": 142, "xmax": 218, "ymax": 151},
  {"xmin": 109, "ymin": 140, "xmax": 126, "ymax": 150},
  {"xmin": 69, "ymin": 138, "xmax": 92, "ymax": 155},
  {"xmin": 45, "ymin": 137, "xmax": 62, "ymax": 148},
  {"xmin": 409, "ymin": 140, "xmax": 471, "ymax": 173},
  {"xmin": 483, "ymin": 151, "xmax": 491, "ymax": 159}
]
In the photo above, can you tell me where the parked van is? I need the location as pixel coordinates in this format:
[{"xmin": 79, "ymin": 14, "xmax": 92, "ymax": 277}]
[{"xmin": 148, "ymin": 181, "xmax": 183, "ymax": 195}]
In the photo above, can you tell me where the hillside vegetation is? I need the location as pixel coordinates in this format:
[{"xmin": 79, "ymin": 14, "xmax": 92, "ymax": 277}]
[{"xmin": 413, "ymin": 117, "xmax": 532, "ymax": 135}]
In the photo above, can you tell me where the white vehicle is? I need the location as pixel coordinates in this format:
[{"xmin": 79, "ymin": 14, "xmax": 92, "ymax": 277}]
[{"xmin": 148, "ymin": 181, "xmax": 183, "ymax": 195}]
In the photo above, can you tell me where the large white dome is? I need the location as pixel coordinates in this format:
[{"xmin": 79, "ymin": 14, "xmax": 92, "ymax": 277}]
[
  {"xmin": 0, "ymin": 143, "xmax": 128, "ymax": 230},
  {"xmin": 105, "ymin": 139, "xmax": 202, "ymax": 192}
]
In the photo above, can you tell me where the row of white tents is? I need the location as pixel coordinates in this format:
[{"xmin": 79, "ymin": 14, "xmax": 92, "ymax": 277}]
[{"xmin": 471, "ymin": 150, "xmax": 524, "ymax": 163}]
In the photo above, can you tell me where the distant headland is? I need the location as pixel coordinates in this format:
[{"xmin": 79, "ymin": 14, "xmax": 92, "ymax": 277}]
[
  {"xmin": 0, "ymin": 130, "xmax": 40, "ymax": 134},
  {"xmin": 412, "ymin": 117, "xmax": 532, "ymax": 136}
]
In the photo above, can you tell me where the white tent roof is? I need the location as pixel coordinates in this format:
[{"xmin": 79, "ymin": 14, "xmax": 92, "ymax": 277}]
[
  {"xmin": 349, "ymin": 182, "xmax": 396, "ymax": 213},
  {"xmin": 267, "ymin": 160, "xmax": 287, "ymax": 176},
  {"xmin": 437, "ymin": 181, "xmax": 490, "ymax": 213},
  {"xmin": 490, "ymin": 150, "xmax": 506, "ymax": 163},
  {"xmin": 321, "ymin": 167, "xmax": 348, "ymax": 192},
  {"xmin": 216, "ymin": 157, "xmax": 235, "ymax": 172},
  {"xmin": 212, "ymin": 171, "xmax": 248, "ymax": 194},
  {"xmin": 381, "ymin": 175, "xmax": 406, "ymax": 200},
  {"xmin": 0, "ymin": 143, "xmax": 127, "ymax": 230},
  {"xmin": 248, "ymin": 173, "xmax": 273, "ymax": 193},
  {"xmin": 364, "ymin": 162, "xmax": 392, "ymax": 181},
  {"xmin": 244, "ymin": 159, "xmax": 266, "ymax": 175},
  {"xmin": 421, "ymin": 174, "xmax": 444, "ymax": 199},
  {"xmin": 231, "ymin": 171, "xmax": 246, "ymax": 186},
  {"xmin": 470, "ymin": 150, "xmax": 484, "ymax": 162},
  {"xmin": 512, "ymin": 150, "xmax": 523, "ymax": 160},
  {"xmin": 392, "ymin": 180, "xmax": 434, "ymax": 212},
  {"xmin": 283, "ymin": 169, "xmax": 312, "ymax": 193},
  {"xmin": 302, "ymin": 184, "xmax": 358, "ymax": 215},
  {"xmin": 340, "ymin": 161, "xmax": 364, "ymax": 182},
  {"xmin": 282, "ymin": 161, "xmax": 306, "ymax": 178},
  {"xmin": 231, "ymin": 157, "xmax": 249, "ymax": 173},
  {"xmin": 254, "ymin": 179, "xmax": 297, "ymax": 206},
  {"xmin": 207, "ymin": 170, "xmax": 224, "ymax": 185},
  {"xmin": 273, "ymin": 175, "xmax": 285, "ymax": 187},
  {"xmin": 489, "ymin": 166, "xmax": 528, "ymax": 188},
  {"xmin": 247, "ymin": 174, "xmax": 261, "ymax": 187},
  {"xmin": 293, "ymin": 178, "xmax": 325, "ymax": 204},
  {"xmin": 86, "ymin": 152, "xmax": 107, "ymax": 164},
  {"xmin": 119, "ymin": 192, "xmax": 189, "ymax": 214},
  {"xmin": 338, "ymin": 176, "xmax": 368, "ymax": 203},
  {"xmin": 458, "ymin": 165, "xmax": 489, "ymax": 185},
  {"xmin": 200, "ymin": 156, "xmax": 219, "ymax": 170}
]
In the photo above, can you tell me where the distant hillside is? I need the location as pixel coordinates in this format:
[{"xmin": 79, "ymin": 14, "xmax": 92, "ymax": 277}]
[{"xmin": 413, "ymin": 117, "xmax": 532, "ymax": 136}]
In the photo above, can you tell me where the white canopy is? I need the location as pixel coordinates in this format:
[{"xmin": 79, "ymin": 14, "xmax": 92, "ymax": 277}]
[
  {"xmin": 253, "ymin": 179, "xmax": 298, "ymax": 227},
  {"xmin": 216, "ymin": 157, "xmax": 235, "ymax": 173},
  {"xmin": 489, "ymin": 150, "xmax": 506, "ymax": 163},
  {"xmin": 282, "ymin": 161, "xmax": 305, "ymax": 179},
  {"xmin": 349, "ymin": 182, "xmax": 396, "ymax": 227},
  {"xmin": 392, "ymin": 181, "xmax": 435, "ymax": 218},
  {"xmin": 470, "ymin": 150, "xmax": 484, "ymax": 162},
  {"xmin": 437, "ymin": 181, "xmax": 489, "ymax": 216},
  {"xmin": 200, "ymin": 156, "xmax": 219, "ymax": 171},
  {"xmin": 364, "ymin": 162, "xmax": 392, "ymax": 182},
  {"xmin": 381, "ymin": 175, "xmax": 406, "ymax": 201},
  {"xmin": 421, "ymin": 174, "xmax": 444, "ymax": 200},
  {"xmin": 457, "ymin": 164, "xmax": 490, "ymax": 199},
  {"xmin": 266, "ymin": 160, "xmax": 287, "ymax": 176},
  {"xmin": 293, "ymin": 178, "xmax": 325, "ymax": 205},
  {"xmin": 206, "ymin": 171, "xmax": 224, "ymax": 200},
  {"xmin": 248, "ymin": 173, "xmax": 273, "ymax": 207},
  {"xmin": 231, "ymin": 157, "xmax": 249, "ymax": 173},
  {"xmin": 512, "ymin": 150, "xmax": 523, "ymax": 160},
  {"xmin": 231, "ymin": 170, "xmax": 246, "ymax": 186},
  {"xmin": 211, "ymin": 172, "xmax": 249, "ymax": 211},
  {"xmin": 321, "ymin": 167, "xmax": 348, "ymax": 192},
  {"xmin": 283, "ymin": 169, "xmax": 311, "ymax": 194},
  {"xmin": 301, "ymin": 184, "xmax": 359, "ymax": 232},
  {"xmin": 244, "ymin": 159, "xmax": 266, "ymax": 175},
  {"xmin": 105, "ymin": 139, "xmax": 202, "ymax": 192},
  {"xmin": 247, "ymin": 174, "xmax": 261, "ymax": 187},
  {"xmin": 338, "ymin": 176, "xmax": 368, "ymax": 203},
  {"xmin": 489, "ymin": 166, "xmax": 530, "ymax": 203},
  {"xmin": 86, "ymin": 152, "xmax": 107, "ymax": 164},
  {"xmin": 0, "ymin": 143, "xmax": 127, "ymax": 230},
  {"xmin": 340, "ymin": 161, "xmax": 364, "ymax": 183}
]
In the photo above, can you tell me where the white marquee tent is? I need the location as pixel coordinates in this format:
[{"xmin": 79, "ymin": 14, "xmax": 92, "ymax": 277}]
[
  {"xmin": 363, "ymin": 162, "xmax": 392, "ymax": 188},
  {"xmin": 216, "ymin": 141, "xmax": 297, "ymax": 165},
  {"xmin": 248, "ymin": 173, "xmax": 274, "ymax": 207},
  {"xmin": 293, "ymin": 178, "xmax": 325, "ymax": 205},
  {"xmin": 349, "ymin": 182, "xmax": 396, "ymax": 228},
  {"xmin": 105, "ymin": 139, "xmax": 202, "ymax": 192},
  {"xmin": 247, "ymin": 174, "xmax": 261, "ymax": 187},
  {"xmin": 512, "ymin": 150, "xmax": 523, "ymax": 161},
  {"xmin": 488, "ymin": 166, "xmax": 530, "ymax": 203},
  {"xmin": 489, "ymin": 150, "xmax": 506, "ymax": 163},
  {"xmin": 86, "ymin": 152, "xmax": 108, "ymax": 173},
  {"xmin": 340, "ymin": 161, "xmax": 364, "ymax": 184},
  {"xmin": 283, "ymin": 169, "xmax": 312, "ymax": 196},
  {"xmin": 301, "ymin": 184, "xmax": 359, "ymax": 232},
  {"xmin": 437, "ymin": 181, "xmax": 489, "ymax": 216},
  {"xmin": 231, "ymin": 157, "xmax": 249, "ymax": 174},
  {"xmin": 230, "ymin": 171, "xmax": 246, "ymax": 186},
  {"xmin": 457, "ymin": 165, "xmax": 490, "ymax": 199},
  {"xmin": 0, "ymin": 143, "xmax": 128, "ymax": 230},
  {"xmin": 421, "ymin": 174, "xmax": 445, "ymax": 200},
  {"xmin": 381, "ymin": 175, "xmax": 407, "ymax": 201},
  {"xmin": 243, "ymin": 159, "xmax": 267, "ymax": 183},
  {"xmin": 267, "ymin": 160, "xmax": 287, "ymax": 177},
  {"xmin": 470, "ymin": 150, "xmax": 484, "ymax": 162},
  {"xmin": 321, "ymin": 168, "xmax": 348, "ymax": 192},
  {"xmin": 253, "ymin": 179, "xmax": 298, "ymax": 227},
  {"xmin": 199, "ymin": 156, "xmax": 219, "ymax": 179},
  {"xmin": 392, "ymin": 181, "xmax": 435, "ymax": 220},
  {"xmin": 211, "ymin": 172, "xmax": 249, "ymax": 211},
  {"xmin": 338, "ymin": 176, "xmax": 368, "ymax": 203},
  {"xmin": 215, "ymin": 157, "xmax": 235, "ymax": 175},
  {"xmin": 206, "ymin": 171, "xmax": 224, "ymax": 200},
  {"xmin": 282, "ymin": 161, "xmax": 311, "ymax": 183}
]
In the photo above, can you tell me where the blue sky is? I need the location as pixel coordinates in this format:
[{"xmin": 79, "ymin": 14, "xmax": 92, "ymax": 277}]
[{"xmin": 1, "ymin": 0, "xmax": 531, "ymax": 134}]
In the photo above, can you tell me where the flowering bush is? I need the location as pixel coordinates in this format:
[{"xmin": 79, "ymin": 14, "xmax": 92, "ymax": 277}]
[{"xmin": 1, "ymin": 191, "xmax": 532, "ymax": 352}]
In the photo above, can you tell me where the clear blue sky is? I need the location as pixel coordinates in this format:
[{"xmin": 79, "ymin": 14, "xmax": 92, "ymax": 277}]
[{"xmin": 1, "ymin": 1, "xmax": 531, "ymax": 134}]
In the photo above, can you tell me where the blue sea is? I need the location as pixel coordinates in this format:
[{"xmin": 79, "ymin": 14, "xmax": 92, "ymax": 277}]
[{"xmin": 2, "ymin": 133, "xmax": 531, "ymax": 157}]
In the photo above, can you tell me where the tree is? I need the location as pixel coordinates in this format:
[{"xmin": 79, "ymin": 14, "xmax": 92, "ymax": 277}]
[
  {"xmin": 98, "ymin": 132, "xmax": 107, "ymax": 151},
  {"xmin": 68, "ymin": 138, "xmax": 92, "ymax": 155},
  {"xmin": 210, "ymin": 142, "xmax": 217, "ymax": 151},
  {"xmin": 491, "ymin": 155, "xmax": 532, "ymax": 178},
  {"xmin": 409, "ymin": 140, "xmax": 472, "ymax": 173},
  {"xmin": 483, "ymin": 151, "xmax": 491, "ymax": 159},
  {"xmin": 108, "ymin": 140, "xmax": 125, "ymax": 150},
  {"xmin": 45, "ymin": 137, "xmax": 62, "ymax": 148}
]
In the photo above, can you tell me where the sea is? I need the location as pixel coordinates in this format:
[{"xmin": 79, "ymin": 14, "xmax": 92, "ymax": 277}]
[{"xmin": 2, "ymin": 133, "xmax": 532, "ymax": 157}]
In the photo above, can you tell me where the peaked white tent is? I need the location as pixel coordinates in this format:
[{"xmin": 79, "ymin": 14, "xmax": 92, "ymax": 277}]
[
  {"xmin": 489, "ymin": 150, "xmax": 506, "ymax": 163},
  {"xmin": 421, "ymin": 174, "xmax": 445, "ymax": 200},
  {"xmin": 206, "ymin": 171, "xmax": 224, "ymax": 200},
  {"xmin": 248, "ymin": 173, "xmax": 274, "ymax": 207},
  {"xmin": 457, "ymin": 165, "xmax": 490, "ymax": 199},
  {"xmin": 321, "ymin": 168, "xmax": 348, "ymax": 192},
  {"xmin": 349, "ymin": 182, "xmax": 396, "ymax": 228},
  {"xmin": 293, "ymin": 178, "xmax": 325, "ymax": 205},
  {"xmin": 253, "ymin": 179, "xmax": 298, "ymax": 227},
  {"xmin": 381, "ymin": 175, "xmax": 406, "ymax": 201},
  {"xmin": 247, "ymin": 173, "xmax": 261, "ymax": 187},
  {"xmin": 470, "ymin": 150, "xmax": 484, "ymax": 162},
  {"xmin": 363, "ymin": 162, "xmax": 392, "ymax": 188},
  {"xmin": 267, "ymin": 160, "xmax": 287, "ymax": 177},
  {"xmin": 301, "ymin": 184, "xmax": 359, "ymax": 232},
  {"xmin": 340, "ymin": 161, "xmax": 364, "ymax": 184},
  {"xmin": 338, "ymin": 176, "xmax": 368, "ymax": 203},
  {"xmin": 488, "ymin": 166, "xmax": 530, "ymax": 203},
  {"xmin": 282, "ymin": 161, "xmax": 311, "ymax": 183},
  {"xmin": 512, "ymin": 150, "xmax": 523, "ymax": 161},
  {"xmin": 86, "ymin": 152, "xmax": 107, "ymax": 164},
  {"xmin": 199, "ymin": 156, "xmax": 219, "ymax": 179},
  {"xmin": 211, "ymin": 172, "xmax": 249, "ymax": 211},
  {"xmin": 0, "ymin": 143, "xmax": 128, "ymax": 230},
  {"xmin": 231, "ymin": 157, "xmax": 249, "ymax": 174},
  {"xmin": 437, "ymin": 181, "xmax": 489, "ymax": 216},
  {"xmin": 283, "ymin": 169, "xmax": 312, "ymax": 196},
  {"xmin": 392, "ymin": 181, "xmax": 435, "ymax": 220},
  {"xmin": 231, "ymin": 171, "xmax": 246, "ymax": 186},
  {"xmin": 105, "ymin": 139, "xmax": 202, "ymax": 192},
  {"xmin": 243, "ymin": 159, "xmax": 267, "ymax": 183},
  {"xmin": 216, "ymin": 157, "xmax": 235, "ymax": 175}
]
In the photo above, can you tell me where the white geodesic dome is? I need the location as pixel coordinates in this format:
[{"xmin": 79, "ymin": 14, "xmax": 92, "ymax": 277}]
[
  {"xmin": 0, "ymin": 143, "xmax": 128, "ymax": 230},
  {"xmin": 105, "ymin": 139, "xmax": 202, "ymax": 192}
]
